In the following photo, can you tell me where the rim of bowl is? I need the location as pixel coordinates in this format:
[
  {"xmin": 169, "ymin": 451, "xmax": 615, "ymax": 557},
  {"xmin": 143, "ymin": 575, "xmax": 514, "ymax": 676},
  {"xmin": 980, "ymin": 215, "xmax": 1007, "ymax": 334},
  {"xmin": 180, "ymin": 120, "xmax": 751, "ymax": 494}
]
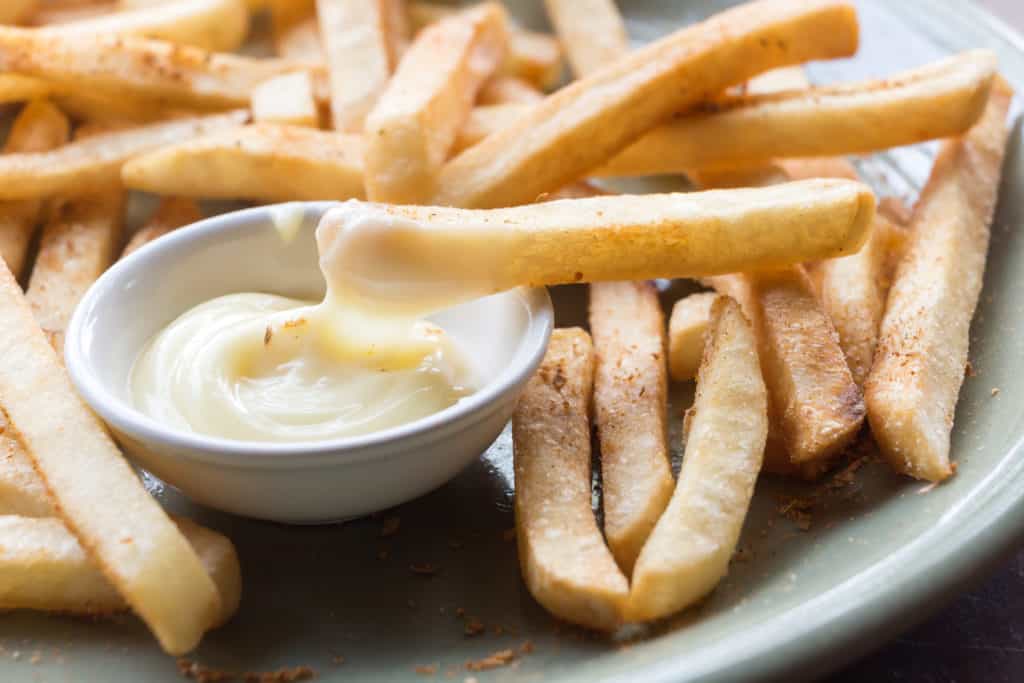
[{"xmin": 64, "ymin": 202, "xmax": 554, "ymax": 468}]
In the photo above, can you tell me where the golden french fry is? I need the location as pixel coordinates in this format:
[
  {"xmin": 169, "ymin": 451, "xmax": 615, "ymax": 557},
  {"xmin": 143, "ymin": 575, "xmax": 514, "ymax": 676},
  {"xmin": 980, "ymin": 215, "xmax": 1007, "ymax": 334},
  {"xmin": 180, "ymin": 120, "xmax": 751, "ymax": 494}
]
[
  {"xmin": 122, "ymin": 123, "xmax": 365, "ymax": 201},
  {"xmin": 513, "ymin": 328, "xmax": 628, "ymax": 631},
  {"xmin": 667, "ymin": 292, "xmax": 719, "ymax": 382},
  {"xmin": 433, "ymin": 0, "xmax": 860, "ymax": 208},
  {"xmin": 0, "ymin": 515, "xmax": 240, "ymax": 626},
  {"xmin": 0, "ymin": 414, "xmax": 54, "ymax": 518},
  {"xmin": 408, "ymin": 1, "xmax": 563, "ymax": 89},
  {"xmin": 0, "ymin": 0, "xmax": 37, "ymax": 25},
  {"xmin": 589, "ymin": 281, "xmax": 674, "ymax": 576},
  {"xmin": 0, "ymin": 74, "xmax": 50, "ymax": 103},
  {"xmin": 453, "ymin": 103, "xmax": 521, "ymax": 154},
  {"xmin": 0, "ymin": 28, "xmax": 305, "ymax": 109},
  {"xmin": 0, "ymin": 262, "xmax": 221, "ymax": 654},
  {"xmin": 543, "ymin": 0, "xmax": 628, "ymax": 78},
  {"xmin": 0, "ymin": 99, "xmax": 70, "ymax": 276},
  {"xmin": 122, "ymin": 197, "xmax": 202, "ymax": 257},
  {"xmin": 477, "ymin": 75, "xmax": 542, "ymax": 105},
  {"xmin": 53, "ymin": 88, "xmax": 197, "ymax": 125},
  {"xmin": 0, "ymin": 110, "xmax": 248, "ymax": 200},
  {"xmin": 36, "ymin": 0, "xmax": 250, "ymax": 52},
  {"xmin": 627, "ymin": 297, "xmax": 767, "ymax": 621},
  {"xmin": 24, "ymin": 2, "xmax": 112, "ymax": 26},
  {"xmin": 865, "ymin": 78, "xmax": 1013, "ymax": 482},
  {"xmin": 270, "ymin": 0, "xmax": 321, "ymax": 62},
  {"xmin": 26, "ymin": 188, "xmax": 125, "ymax": 354},
  {"xmin": 599, "ymin": 50, "xmax": 996, "ymax": 177},
  {"xmin": 316, "ymin": 0, "xmax": 408, "ymax": 132},
  {"xmin": 251, "ymin": 71, "xmax": 319, "ymax": 128},
  {"xmin": 365, "ymin": 2, "xmax": 507, "ymax": 203}
]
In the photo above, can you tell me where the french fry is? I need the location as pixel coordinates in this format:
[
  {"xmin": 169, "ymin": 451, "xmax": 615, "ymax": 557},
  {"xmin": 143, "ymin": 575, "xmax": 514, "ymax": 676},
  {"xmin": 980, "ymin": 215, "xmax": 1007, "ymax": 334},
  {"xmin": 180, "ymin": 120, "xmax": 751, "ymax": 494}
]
[
  {"xmin": 37, "ymin": 0, "xmax": 250, "ymax": 52},
  {"xmin": 477, "ymin": 75, "xmax": 542, "ymax": 105},
  {"xmin": 513, "ymin": 328, "xmax": 628, "ymax": 631},
  {"xmin": 122, "ymin": 123, "xmax": 365, "ymax": 201},
  {"xmin": 865, "ymin": 78, "xmax": 1013, "ymax": 482},
  {"xmin": 0, "ymin": 0, "xmax": 37, "ymax": 25},
  {"xmin": 316, "ymin": 0, "xmax": 408, "ymax": 132},
  {"xmin": 122, "ymin": 196, "xmax": 202, "ymax": 256},
  {"xmin": 26, "ymin": 188, "xmax": 125, "ymax": 354},
  {"xmin": 0, "ymin": 262, "xmax": 222, "ymax": 654},
  {"xmin": 0, "ymin": 414, "xmax": 54, "ymax": 518},
  {"xmin": 270, "ymin": 0, "xmax": 321, "ymax": 62},
  {"xmin": 589, "ymin": 281, "xmax": 674, "ymax": 576},
  {"xmin": 408, "ymin": 1, "xmax": 563, "ymax": 90},
  {"xmin": 453, "ymin": 103, "xmax": 521, "ymax": 154},
  {"xmin": 251, "ymin": 71, "xmax": 319, "ymax": 128},
  {"xmin": 53, "ymin": 88, "xmax": 194, "ymax": 125},
  {"xmin": 0, "ymin": 74, "xmax": 50, "ymax": 103},
  {"xmin": 25, "ymin": 2, "xmax": 113, "ymax": 26},
  {"xmin": 432, "ymin": 0, "xmax": 860, "ymax": 208},
  {"xmin": 0, "ymin": 28, "xmax": 306, "ymax": 109},
  {"xmin": 627, "ymin": 297, "xmax": 768, "ymax": 621},
  {"xmin": 878, "ymin": 196, "xmax": 913, "ymax": 226},
  {"xmin": 316, "ymin": 180, "xmax": 873, "ymax": 317},
  {"xmin": 0, "ymin": 515, "xmax": 241, "ymax": 626},
  {"xmin": 599, "ymin": 50, "xmax": 996, "ymax": 177},
  {"xmin": 0, "ymin": 99, "xmax": 70, "ymax": 276},
  {"xmin": 0, "ymin": 110, "xmax": 248, "ymax": 200},
  {"xmin": 543, "ymin": 0, "xmax": 628, "ymax": 78},
  {"xmin": 365, "ymin": 2, "xmax": 508, "ymax": 203},
  {"xmin": 667, "ymin": 292, "xmax": 719, "ymax": 382}
]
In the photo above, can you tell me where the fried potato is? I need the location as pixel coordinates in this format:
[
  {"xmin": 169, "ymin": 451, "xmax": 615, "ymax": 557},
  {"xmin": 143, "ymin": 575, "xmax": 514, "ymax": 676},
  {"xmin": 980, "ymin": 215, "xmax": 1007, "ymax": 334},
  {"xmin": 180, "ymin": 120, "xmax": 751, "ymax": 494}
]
[
  {"xmin": 0, "ymin": 515, "xmax": 240, "ymax": 625},
  {"xmin": 0, "ymin": 0, "xmax": 37, "ymax": 25},
  {"xmin": 453, "ymin": 103, "xmax": 521, "ymax": 154},
  {"xmin": 0, "ymin": 110, "xmax": 247, "ymax": 200},
  {"xmin": 122, "ymin": 196, "xmax": 201, "ymax": 257},
  {"xmin": 0, "ymin": 28, "xmax": 304, "ymax": 109},
  {"xmin": 270, "ymin": 0, "xmax": 321, "ymax": 62},
  {"xmin": 0, "ymin": 414, "xmax": 54, "ymax": 518},
  {"xmin": 365, "ymin": 2, "xmax": 507, "ymax": 204},
  {"xmin": 599, "ymin": 50, "xmax": 996, "ymax": 176},
  {"xmin": 513, "ymin": 328, "xmax": 628, "ymax": 631},
  {"xmin": 122, "ymin": 123, "xmax": 365, "ymax": 201},
  {"xmin": 589, "ymin": 281, "xmax": 674, "ymax": 576},
  {"xmin": 668, "ymin": 292, "xmax": 719, "ymax": 382},
  {"xmin": 865, "ymin": 78, "xmax": 1013, "ymax": 482},
  {"xmin": 0, "ymin": 74, "xmax": 50, "ymax": 103},
  {"xmin": 432, "ymin": 0, "xmax": 860, "ymax": 208},
  {"xmin": 317, "ymin": 0, "xmax": 408, "ymax": 132},
  {"xmin": 627, "ymin": 297, "xmax": 767, "ymax": 621},
  {"xmin": 408, "ymin": 1, "xmax": 563, "ymax": 90},
  {"xmin": 0, "ymin": 262, "xmax": 221, "ymax": 654},
  {"xmin": 543, "ymin": 0, "xmax": 628, "ymax": 78},
  {"xmin": 477, "ymin": 75, "xmax": 542, "ymax": 105},
  {"xmin": 26, "ymin": 188, "xmax": 125, "ymax": 354},
  {"xmin": 0, "ymin": 99, "xmax": 69, "ymax": 276},
  {"xmin": 37, "ymin": 0, "xmax": 250, "ymax": 52},
  {"xmin": 24, "ymin": 2, "xmax": 113, "ymax": 26},
  {"xmin": 251, "ymin": 71, "xmax": 319, "ymax": 128}
]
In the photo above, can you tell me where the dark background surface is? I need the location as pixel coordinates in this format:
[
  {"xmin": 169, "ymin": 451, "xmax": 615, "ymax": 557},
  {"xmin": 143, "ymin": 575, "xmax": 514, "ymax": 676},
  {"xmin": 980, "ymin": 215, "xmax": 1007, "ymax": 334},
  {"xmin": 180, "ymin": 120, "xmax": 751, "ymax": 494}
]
[{"xmin": 828, "ymin": 2, "xmax": 1024, "ymax": 681}]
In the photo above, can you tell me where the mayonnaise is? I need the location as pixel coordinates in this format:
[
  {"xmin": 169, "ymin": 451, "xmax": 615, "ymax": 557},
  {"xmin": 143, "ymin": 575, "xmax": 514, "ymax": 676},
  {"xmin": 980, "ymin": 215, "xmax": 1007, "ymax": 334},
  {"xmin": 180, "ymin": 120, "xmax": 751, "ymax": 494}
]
[{"xmin": 130, "ymin": 202, "xmax": 481, "ymax": 443}]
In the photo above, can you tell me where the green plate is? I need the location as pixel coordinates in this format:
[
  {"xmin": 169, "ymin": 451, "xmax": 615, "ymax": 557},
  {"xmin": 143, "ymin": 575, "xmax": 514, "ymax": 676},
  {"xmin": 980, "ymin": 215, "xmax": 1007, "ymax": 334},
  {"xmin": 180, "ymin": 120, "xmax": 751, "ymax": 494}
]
[{"xmin": 4, "ymin": 1, "xmax": 1024, "ymax": 681}]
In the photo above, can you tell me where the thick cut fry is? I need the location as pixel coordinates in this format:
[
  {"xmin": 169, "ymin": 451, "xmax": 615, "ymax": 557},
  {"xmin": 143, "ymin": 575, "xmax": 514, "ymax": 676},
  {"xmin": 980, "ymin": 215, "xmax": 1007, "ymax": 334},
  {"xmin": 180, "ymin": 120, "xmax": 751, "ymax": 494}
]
[
  {"xmin": 0, "ymin": 414, "xmax": 53, "ymax": 518},
  {"xmin": 543, "ymin": 0, "xmax": 628, "ymax": 78},
  {"xmin": 589, "ymin": 281, "xmax": 674, "ymax": 576},
  {"xmin": 0, "ymin": 110, "xmax": 248, "ymax": 200},
  {"xmin": 318, "ymin": 181, "xmax": 873, "ymax": 316},
  {"xmin": 316, "ymin": 0, "xmax": 408, "ymax": 132},
  {"xmin": 432, "ymin": 0, "xmax": 860, "ymax": 208},
  {"xmin": 0, "ymin": 99, "xmax": 70, "ymax": 276},
  {"xmin": 599, "ymin": 50, "xmax": 996, "ymax": 177},
  {"xmin": 0, "ymin": 28, "xmax": 306, "ymax": 109},
  {"xmin": 270, "ymin": 0, "xmax": 321, "ymax": 62},
  {"xmin": 26, "ymin": 188, "xmax": 125, "ymax": 354},
  {"xmin": 0, "ymin": 515, "xmax": 240, "ymax": 625},
  {"xmin": 713, "ymin": 268, "xmax": 865, "ymax": 473},
  {"xmin": 251, "ymin": 71, "xmax": 319, "ymax": 128},
  {"xmin": 513, "ymin": 328, "xmax": 628, "ymax": 631},
  {"xmin": 25, "ymin": 2, "xmax": 113, "ymax": 26},
  {"xmin": 453, "ymin": 103, "xmax": 522, "ymax": 154},
  {"xmin": 0, "ymin": 73, "xmax": 50, "ymax": 103},
  {"xmin": 627, "ymin": 297, "xmax": 767, "ymax": 621},
  {"xmin": 365, "ymin": 3, "xmax": 507, "ymax": 204},
  {"xmin": 477, "ymin": 75, "xmax": 542, "ymax": 105},
  {"xmin": 0, "ymin": 0, "xmax": 37, "ymax": 25},
  {"xmin": 37, "ymin": 0, "xmax": 249, "ymax": 52},
  {"xmin": 122, "ymin": 197, "xmax": 201, "ymax": 256},
  {"xmin": 0, "ymin": 263, "xmax": 221, "ymax": 654},
  {"xmin": 865, "ymin": 79, "xmax": 1013, "ymax": 482},
  {"xmin": 408, "ymin": 1, "xmax": 563, "ymax": 89},
  {"xmin": 122, "ymin": 123, "xmax": 365, "ymax": 201},
  {"xmin": 668, "ymin": 292, "xmax": 719, "ymax": 382}
]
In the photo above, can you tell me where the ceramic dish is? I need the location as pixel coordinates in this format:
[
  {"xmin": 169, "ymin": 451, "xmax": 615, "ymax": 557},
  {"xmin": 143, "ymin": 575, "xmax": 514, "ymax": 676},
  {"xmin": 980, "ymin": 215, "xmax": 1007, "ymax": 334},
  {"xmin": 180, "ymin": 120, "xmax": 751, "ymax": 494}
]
[
  {"xmin": 64, "ymin": 202, "xmax": 553, "ymax": 523},
  {"xmin": 2, "ymin": 1, "xmax": 1023, "ymax": 681}
]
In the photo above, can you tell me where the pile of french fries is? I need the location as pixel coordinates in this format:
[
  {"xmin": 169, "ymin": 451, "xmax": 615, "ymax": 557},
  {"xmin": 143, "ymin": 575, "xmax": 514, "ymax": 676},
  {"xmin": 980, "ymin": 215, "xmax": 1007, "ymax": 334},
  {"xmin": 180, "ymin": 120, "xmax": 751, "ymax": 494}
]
[{"xmin": 0, "ymin": 0, "xmax": 1013, "ymax": 651}]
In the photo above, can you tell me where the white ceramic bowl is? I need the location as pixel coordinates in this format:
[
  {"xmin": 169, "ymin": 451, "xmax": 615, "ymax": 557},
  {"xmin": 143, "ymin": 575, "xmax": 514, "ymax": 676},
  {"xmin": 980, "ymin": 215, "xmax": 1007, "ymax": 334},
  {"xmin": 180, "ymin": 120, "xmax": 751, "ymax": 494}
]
[{"xmin": 64, "ymin": 202, "xmax": 553, "ymax": 524}]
